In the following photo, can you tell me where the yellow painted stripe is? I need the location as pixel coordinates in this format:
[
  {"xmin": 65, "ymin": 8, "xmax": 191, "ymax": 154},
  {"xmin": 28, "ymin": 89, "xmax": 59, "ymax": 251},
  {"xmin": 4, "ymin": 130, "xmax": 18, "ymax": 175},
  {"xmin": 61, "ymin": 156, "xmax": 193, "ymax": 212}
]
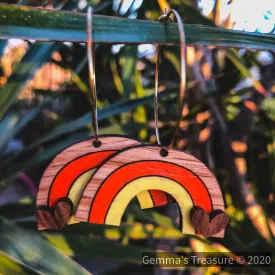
[
  {"xmin": 68, "ymin": 168, "xmax": 96, "ymax": 212},
  {"xmin": 67, "ymin": 215, "xmax": 80, "ymax": 225},
  {"xmin": 137, "ymin": 190, "xmax": 154, "ymax": 209},
  {"xmin": 105, "ymin": 176, "xmax": 195, "ymax": 235},
  {"xmin": 67, "ymin": 167, "xmax": 157, "ymax": 225}
]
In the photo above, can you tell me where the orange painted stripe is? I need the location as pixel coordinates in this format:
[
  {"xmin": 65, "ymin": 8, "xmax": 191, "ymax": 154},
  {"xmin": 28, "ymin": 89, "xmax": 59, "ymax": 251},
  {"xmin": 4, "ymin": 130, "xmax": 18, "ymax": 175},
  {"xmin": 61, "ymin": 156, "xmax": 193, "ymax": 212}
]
[
  {"xmin": 149, "ymin": 190, "xmax": 168, "ymax": 206},
  {"xmin": 49, "ymin": 151, "xmax": 115, "ymax": 206},
  {"xmin": 89, "ymin": 161, "xmax": 212, "ymax": 223}
]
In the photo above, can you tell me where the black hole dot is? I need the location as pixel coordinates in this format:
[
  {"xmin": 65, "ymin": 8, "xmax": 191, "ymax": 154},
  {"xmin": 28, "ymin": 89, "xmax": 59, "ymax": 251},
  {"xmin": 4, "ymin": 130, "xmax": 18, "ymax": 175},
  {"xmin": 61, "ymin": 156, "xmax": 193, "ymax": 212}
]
[
  {"xmin": 160, "ymin": 148, "xmax": 169, "ymax": 157},
  {"xmin": 93, "ymin": 140, "xmax": 101, "ymax": 148}
]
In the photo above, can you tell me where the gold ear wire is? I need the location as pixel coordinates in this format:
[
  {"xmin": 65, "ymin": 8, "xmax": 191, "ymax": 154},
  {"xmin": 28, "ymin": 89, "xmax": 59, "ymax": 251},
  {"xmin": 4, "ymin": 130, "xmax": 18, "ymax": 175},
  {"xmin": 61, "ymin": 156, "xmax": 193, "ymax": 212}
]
[
  {"xmin": 154, "ymin": 9, "xmax": 186, "ymax": 150},
  {"xmin": 87, "ymin": 7, "xmax": 100, "ymax": 146}
]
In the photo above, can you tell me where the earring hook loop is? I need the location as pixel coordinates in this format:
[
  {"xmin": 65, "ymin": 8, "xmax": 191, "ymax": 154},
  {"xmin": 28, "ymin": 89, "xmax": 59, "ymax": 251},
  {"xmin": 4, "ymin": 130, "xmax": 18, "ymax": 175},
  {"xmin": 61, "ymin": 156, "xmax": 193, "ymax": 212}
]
[
  {"xmin": 87, "ymin": 7, "xmax": 99, "ymax": 143},
  {"xmin": 154, "ymin": 9, "xmax": 186, "ymax": 151}
]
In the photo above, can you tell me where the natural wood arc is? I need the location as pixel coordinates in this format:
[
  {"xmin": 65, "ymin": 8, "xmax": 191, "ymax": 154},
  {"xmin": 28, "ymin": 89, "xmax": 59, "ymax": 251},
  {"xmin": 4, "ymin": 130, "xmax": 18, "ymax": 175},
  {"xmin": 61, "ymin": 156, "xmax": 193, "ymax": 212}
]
[
  {"xmin": 37, "ymin": 135, "xmax": 140, "ymax": 208},
  {"xmin": 75, "ymin": 145, "xmax": 226, "ymax": 238},
  {"xmin": 1, "ymin": 4, "xmax": 275, "ymax": 51}
]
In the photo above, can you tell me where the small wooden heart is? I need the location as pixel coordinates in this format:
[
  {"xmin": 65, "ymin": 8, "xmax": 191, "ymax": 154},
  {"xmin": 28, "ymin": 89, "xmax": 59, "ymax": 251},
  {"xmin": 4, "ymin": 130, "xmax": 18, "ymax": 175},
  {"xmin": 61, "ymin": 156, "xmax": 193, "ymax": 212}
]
[
  {"xmin": 36, "ymin": 198, "xmax": 73, "ymax": 230},
  {"xmin": 190, "ymin": 206, "xmax": 229, "ymax": 237}
]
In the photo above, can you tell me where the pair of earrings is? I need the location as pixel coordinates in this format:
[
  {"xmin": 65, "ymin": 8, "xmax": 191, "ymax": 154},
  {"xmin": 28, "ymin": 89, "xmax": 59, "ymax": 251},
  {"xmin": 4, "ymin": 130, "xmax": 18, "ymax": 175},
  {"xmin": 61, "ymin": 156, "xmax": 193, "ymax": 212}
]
[{"xmin": 36, "ymin": 8, "xmax": 228, "ymax": 238}]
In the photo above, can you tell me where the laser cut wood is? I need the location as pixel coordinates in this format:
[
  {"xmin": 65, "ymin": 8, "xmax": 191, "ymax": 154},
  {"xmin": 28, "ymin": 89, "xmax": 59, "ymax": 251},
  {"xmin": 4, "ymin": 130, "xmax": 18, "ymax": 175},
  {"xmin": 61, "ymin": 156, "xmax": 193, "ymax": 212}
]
[
  {"xmin": 36, "ymin": 198, "xmax": 73, "ymax": 230},
  {"xmin": 36, "ymin": 135, "xmax": 171, "ymax": 230},
  {"xmin": 75, "ymin": 144, "xmax": 226, "ymax": 238},
  {"xmin": 190, "ymin": 206, "xmax": 229, "ymax": 237}
]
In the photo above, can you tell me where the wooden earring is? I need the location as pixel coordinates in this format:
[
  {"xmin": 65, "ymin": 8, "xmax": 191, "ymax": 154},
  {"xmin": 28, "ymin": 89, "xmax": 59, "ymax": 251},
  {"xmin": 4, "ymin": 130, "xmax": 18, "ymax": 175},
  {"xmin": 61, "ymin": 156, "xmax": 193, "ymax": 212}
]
[
  {"xmin": 35, "ymin": 8, "xmax": 168, "ymax": 230},
  {"xmin": 75, "ymin": 144, "xmax": 226, "ymax": 237},
  {"xmin": 36, "ymin": 135, "xmax": 171, "ymax": 230},
  {"xmin": 36, "ymin": 135, "xmax": 139, "ymax": 230},
  {"xmin": 75, "ymin": 10, "xmax": 228, "ymax": 238}
]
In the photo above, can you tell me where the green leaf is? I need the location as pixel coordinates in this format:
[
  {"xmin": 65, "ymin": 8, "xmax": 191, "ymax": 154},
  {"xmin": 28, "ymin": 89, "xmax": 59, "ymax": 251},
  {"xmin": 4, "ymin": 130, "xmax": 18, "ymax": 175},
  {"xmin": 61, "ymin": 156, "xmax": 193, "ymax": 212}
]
[
  {"xmin": 0, "ymin": 1, "xmax": 80, "ymax": 119},
  {"xmin": 1, "ymin": 4, "xmax": 275, "ymax": 51},
  {"xmin": 0, "ymin": 217, "xmax": 91, "ymax": 275},
  {"xmin": 0, "ymin": 251, "xmax": 40, "ymax": 275},
  {"xmin": 261, "ymin": 98, "xmax": 275, "ymax": 122},
  {"xmin": 0, "ymin": 42, "xmax": 60, "ymax": 118},
  {"xmin": 125, "ymin": 204, "xmax": 178, "ymax": 229},
  {"xmin": 0, "ymin": 200, "xmax": 35, "ymax": 220},
  {"xmin": 0, "ymin": 131, "xmax": 90, "ymax": 184},
  {"xmin": 0, "ymin": 88, "xmax": 178, "ymax": 186},
  {"xmin": 0, "ymin": 201, "xmax": 184, "ymax": 243},
  {"xmin": 225, "ymin": 49, "xmax": 265, "ymax": 94},
  {"xmin": 121, "ymin": 45, "xmax": 137, "ymax": 100},
  {"xmin": 0, "ymin": 40, "xmax": 6, "ymax": 58},
  {"xmin": 0, "ymin": 101, "xmax": 49, "ymax": 155},
  {"xmin": 0, "ymin": 201, "xmax": 211, "ymax": 246},
  {"xmin": 12, "ymin": 87, "xmax": 177, "ymax": 153},
  {"xmin": 156, "ymin": 1, "xmax": 266, "ymax": 95},
  {"xmin": 49, "ymin": 234, "xmax": 144, "ymax": 264},
  {"xmin": 110, "ymin": 59, "xmax": 124, "ymax": 96},
  {"xmin": 0, "ymin": 113, "xmax": 20, "ymax": 155}
]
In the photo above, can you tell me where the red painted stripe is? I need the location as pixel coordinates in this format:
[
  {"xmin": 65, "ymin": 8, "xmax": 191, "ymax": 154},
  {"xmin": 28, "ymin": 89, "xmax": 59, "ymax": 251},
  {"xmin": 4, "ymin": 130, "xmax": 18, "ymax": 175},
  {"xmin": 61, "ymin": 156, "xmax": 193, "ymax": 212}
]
[
  {"xmin": 89, "ymin": 161, "xmax": 212, "ymax": 223},
  {"xmin": 149, "ymin": 190, "xmax": 168, "ymax": 206},
  {"xmin": 49, "ymin": 151, "xmax": 115, "ymax": 206}
]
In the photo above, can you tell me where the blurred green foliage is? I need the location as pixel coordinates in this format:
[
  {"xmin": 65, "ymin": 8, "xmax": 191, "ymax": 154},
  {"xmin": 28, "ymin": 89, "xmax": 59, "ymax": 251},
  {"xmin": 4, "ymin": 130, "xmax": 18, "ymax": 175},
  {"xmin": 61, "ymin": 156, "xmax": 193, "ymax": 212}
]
[{"xmin": 0, "ymin": 0, "xmax": 274, "ymax": 274}]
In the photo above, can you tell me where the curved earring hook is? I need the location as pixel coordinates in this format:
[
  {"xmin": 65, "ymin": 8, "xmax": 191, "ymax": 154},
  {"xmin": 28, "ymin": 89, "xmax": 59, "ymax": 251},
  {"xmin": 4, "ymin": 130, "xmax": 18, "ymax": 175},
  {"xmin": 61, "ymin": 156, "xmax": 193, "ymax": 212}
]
[
  {"xmin": 155, "ymin": 9, "xmax": 186, "ymax": 151},
  {"xmin": 154, "ymin": 44, "xmax": 161, "ymax": 146},
  {"xmin": 87, "ymin": 7, "xmax": 100, "ymax": 146}
]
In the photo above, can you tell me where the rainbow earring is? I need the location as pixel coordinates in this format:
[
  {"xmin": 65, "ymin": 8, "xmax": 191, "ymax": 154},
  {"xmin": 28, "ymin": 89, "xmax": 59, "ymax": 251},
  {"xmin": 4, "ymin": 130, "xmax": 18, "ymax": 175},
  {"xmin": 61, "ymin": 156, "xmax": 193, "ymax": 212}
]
[
  {"xmin": 35, "ymin": 7, "xmax": 168, "ymax": 230},
  {"xmin": 75, "ymin": 10, "xmax": 228, "ymax": 238}
]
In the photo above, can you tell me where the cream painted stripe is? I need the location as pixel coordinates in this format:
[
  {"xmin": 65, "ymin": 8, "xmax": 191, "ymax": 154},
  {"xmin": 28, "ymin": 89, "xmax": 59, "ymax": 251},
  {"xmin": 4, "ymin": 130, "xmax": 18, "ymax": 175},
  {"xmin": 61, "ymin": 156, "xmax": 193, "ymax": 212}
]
[
  {"xmin": 67, "ymin": 168, "xmax": 155, "ymax": 211},
  {"xmin": 67, "ymin": 168, "xmax": 97, "ymax": 225},
  {"xmin": 137, "ymin": 190, "xmax": 154, "ymax": 209},
  {"xmin": 68, "ymin": 168, "xmax": 97, "ymax": 212},
  {"xmin": 67, "ymin": 168, "xmax": 156, "ymax": 225},
  {"xmin": 105, "ymin": 176, "xmax": 195, "ymax": 235}
]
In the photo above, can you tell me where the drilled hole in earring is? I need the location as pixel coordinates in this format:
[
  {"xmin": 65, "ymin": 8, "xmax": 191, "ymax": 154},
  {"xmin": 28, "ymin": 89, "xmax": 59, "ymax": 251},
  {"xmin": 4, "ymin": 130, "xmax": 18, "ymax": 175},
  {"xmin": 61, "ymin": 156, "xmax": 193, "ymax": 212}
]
[
  {"xmin": 160, "ymin": 148, "xmax": 168, "ymax": 157},
  {"xmin": 93, "ymin": 140, "xmax": 101, "ymax": 148}
]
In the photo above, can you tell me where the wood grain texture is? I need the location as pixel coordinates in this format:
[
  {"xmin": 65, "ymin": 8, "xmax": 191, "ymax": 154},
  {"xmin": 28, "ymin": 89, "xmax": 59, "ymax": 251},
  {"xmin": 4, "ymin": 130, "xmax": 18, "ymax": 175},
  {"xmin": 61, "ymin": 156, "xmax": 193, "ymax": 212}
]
[
  {"xmin": 36, "ymin": 198, "xmax": 73, "ymax": 230},
  {"xmin": 37, "ymin": 135, "xmax": 140, "ymax": 208},
  {"xmin": 190, "ymin": 206, "xmax": 229, "ymax": 237},
  {"xmin": 36, "ymin": 136, "xmax": 140, "ymax": 230},
  {"xmin": 75, "ymin": 145, "xmax": 226, "ymax": 238},
  {"xmin": 36, "ymin": 135, "xmax": 171, "ymax": 230}
]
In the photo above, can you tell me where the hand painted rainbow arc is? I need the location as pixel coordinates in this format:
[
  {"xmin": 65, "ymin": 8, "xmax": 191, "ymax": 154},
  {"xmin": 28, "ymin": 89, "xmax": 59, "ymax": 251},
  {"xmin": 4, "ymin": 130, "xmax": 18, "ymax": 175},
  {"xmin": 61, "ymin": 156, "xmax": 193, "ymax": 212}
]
[
  {"xmin": 75, "ymin": 145, "xmax": 225, "ymax": 238},
  {"xmin": 36, "ymin": 135, "xmax": 170, "ymax": 227}
]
